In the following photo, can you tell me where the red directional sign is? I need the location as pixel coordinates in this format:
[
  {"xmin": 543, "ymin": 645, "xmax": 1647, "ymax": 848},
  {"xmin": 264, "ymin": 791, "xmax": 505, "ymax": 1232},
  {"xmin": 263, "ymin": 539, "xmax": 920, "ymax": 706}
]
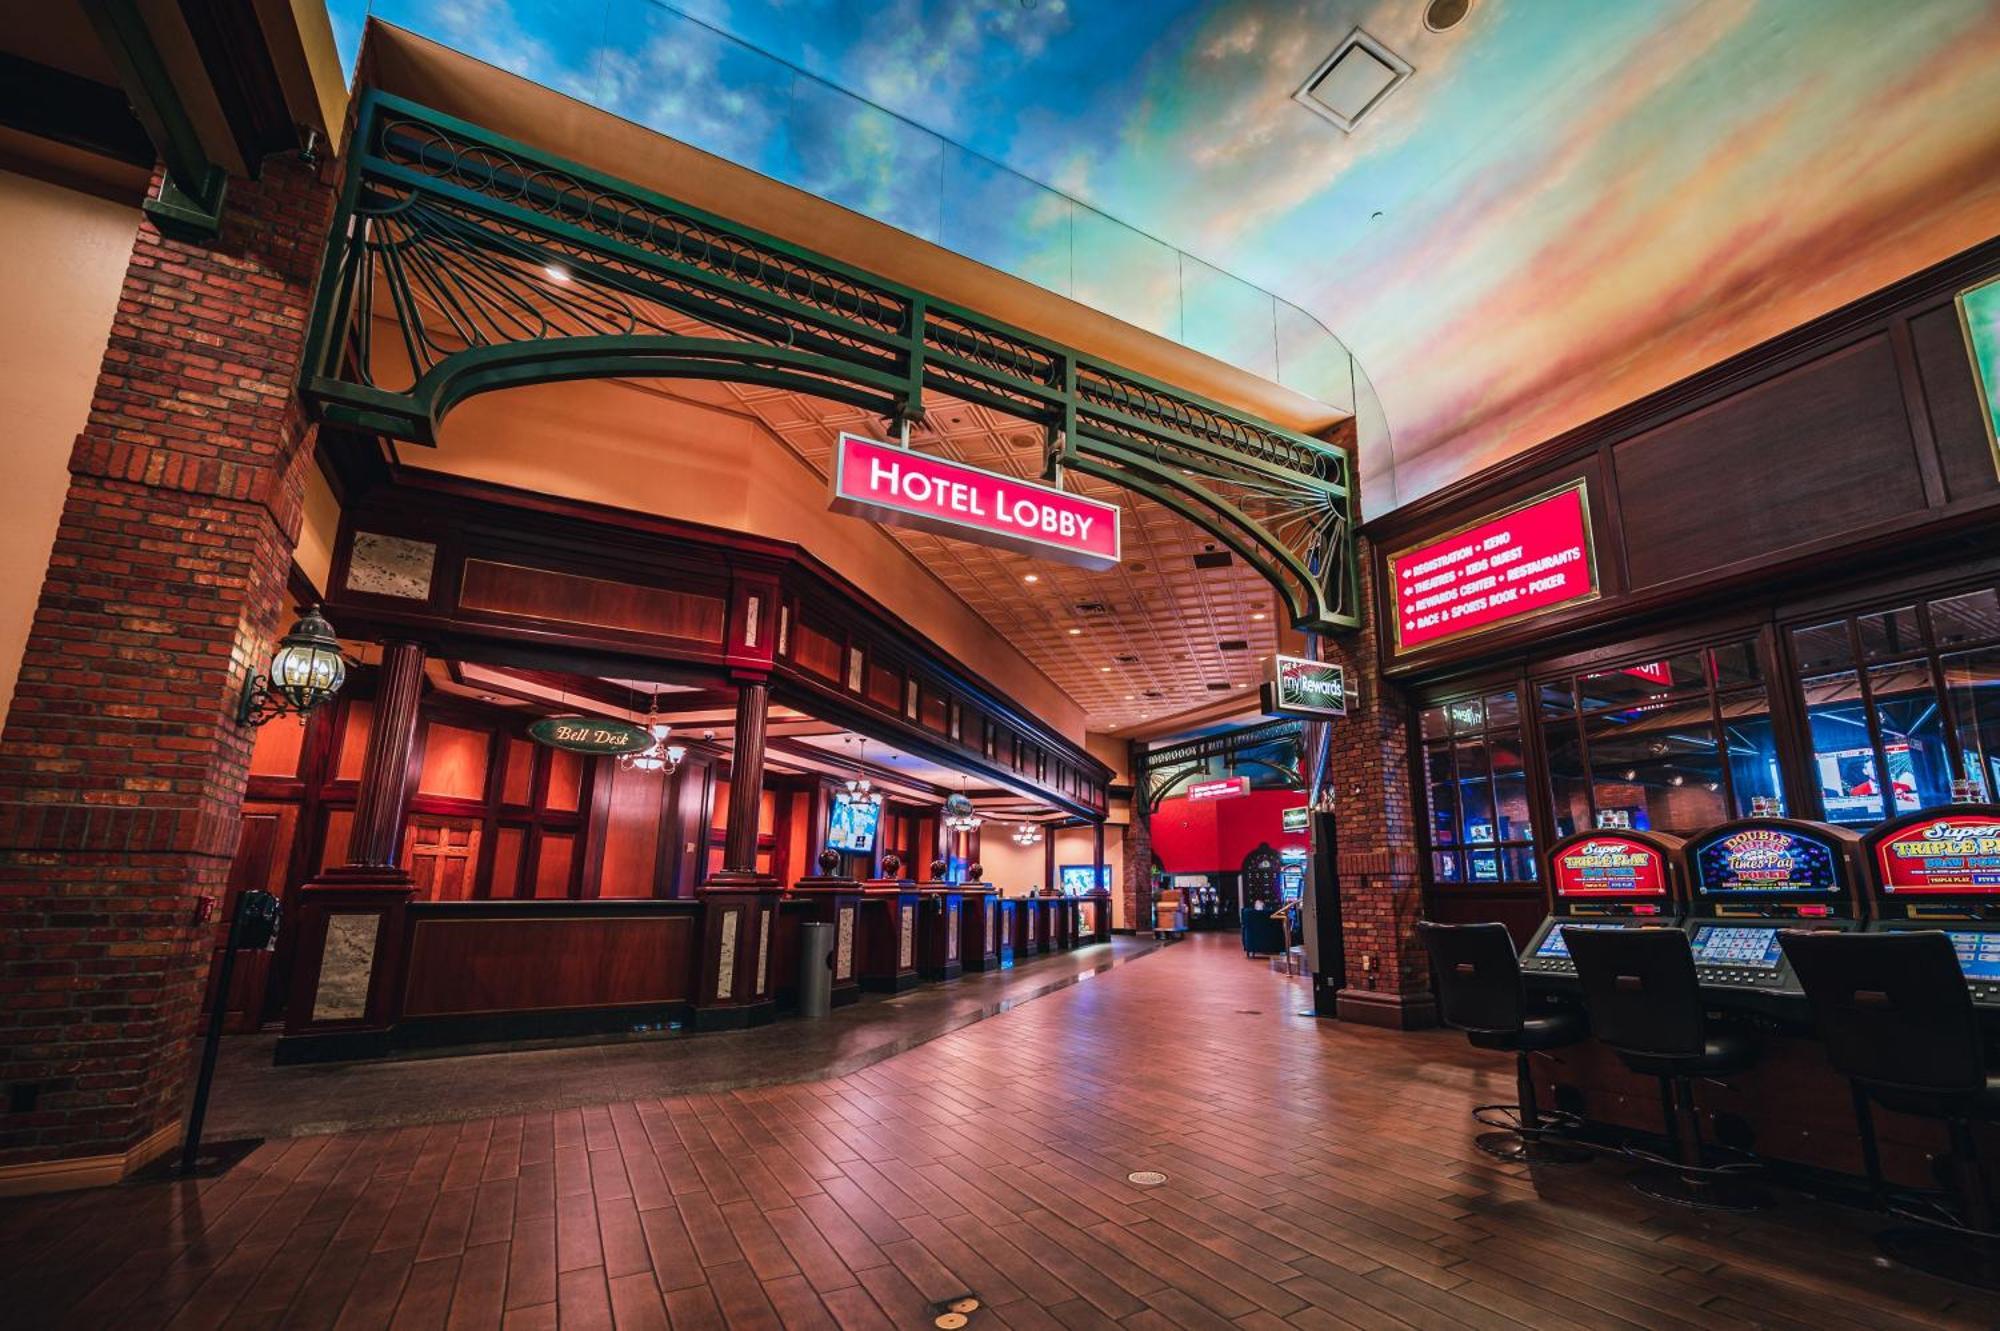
[
  {"xmin": 1388, "ymin": 481, "xmax": 1597, "ymax": 653},
  {"xmin": 830, "ymin": 433, "xmax": 1121, "ymax": 570}
]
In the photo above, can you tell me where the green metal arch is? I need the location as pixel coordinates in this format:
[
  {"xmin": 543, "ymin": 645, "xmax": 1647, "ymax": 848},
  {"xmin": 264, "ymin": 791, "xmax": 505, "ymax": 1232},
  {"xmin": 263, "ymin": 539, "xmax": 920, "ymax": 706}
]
[{"xmin": 302, "ymin": 89, "xmax": 1360, "ymax": 633}]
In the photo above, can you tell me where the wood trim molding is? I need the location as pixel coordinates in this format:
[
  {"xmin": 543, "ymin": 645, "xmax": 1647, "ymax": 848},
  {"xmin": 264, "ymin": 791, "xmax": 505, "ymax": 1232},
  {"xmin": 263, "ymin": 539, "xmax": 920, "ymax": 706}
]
[{"xmin": 0, "ymin": 1121, "xmax": 179, "ymax": 1198}]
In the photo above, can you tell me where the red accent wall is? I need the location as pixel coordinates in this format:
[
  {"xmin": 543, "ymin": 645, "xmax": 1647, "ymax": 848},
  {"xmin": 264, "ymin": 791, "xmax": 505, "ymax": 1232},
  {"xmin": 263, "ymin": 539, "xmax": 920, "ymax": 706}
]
[{"xmin": 1150, "ymin": 789, "xmax": 1307, "ymax": 874}]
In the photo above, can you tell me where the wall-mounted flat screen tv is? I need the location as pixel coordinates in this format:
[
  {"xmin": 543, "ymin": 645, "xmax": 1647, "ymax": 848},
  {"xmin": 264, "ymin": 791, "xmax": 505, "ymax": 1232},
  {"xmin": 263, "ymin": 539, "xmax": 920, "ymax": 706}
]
[
  {"xmin": 1059, "ymin": 865, "xmax": 1112, "ymax": 895},
  {"xmin": 826, "ymin": 793, "xmax": 881, "ymax": 853}
]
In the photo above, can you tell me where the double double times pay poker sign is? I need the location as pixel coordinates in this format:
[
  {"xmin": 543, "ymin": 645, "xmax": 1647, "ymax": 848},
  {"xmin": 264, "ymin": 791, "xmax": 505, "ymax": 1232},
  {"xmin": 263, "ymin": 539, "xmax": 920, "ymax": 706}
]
[{"xmin": 1388, "ymin": 481, "xmax": 1598, "ymax": 652}]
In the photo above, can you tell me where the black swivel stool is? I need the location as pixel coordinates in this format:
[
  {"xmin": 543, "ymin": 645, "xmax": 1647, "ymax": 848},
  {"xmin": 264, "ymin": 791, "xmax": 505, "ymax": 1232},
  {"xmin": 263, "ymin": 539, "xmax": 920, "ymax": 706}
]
[
  {"xmin": 1781, "ymin": 929, "xmax": 2000, "ymax": 1290},
  {"xmin": 1419, "ymin": 921, "xmax": 1591, "ymax": 1164},
  {"xmin": 1564, "ymin": 926, "xmax": 1767, "ymax": 1210}
]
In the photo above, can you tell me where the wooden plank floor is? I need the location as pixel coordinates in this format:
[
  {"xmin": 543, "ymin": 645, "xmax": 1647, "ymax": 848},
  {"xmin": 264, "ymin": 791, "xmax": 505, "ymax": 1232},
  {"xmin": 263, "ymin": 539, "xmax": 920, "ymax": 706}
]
[{"xmin": 4, "ymin": 933, "xmax": 1998, "ymax": 1329}]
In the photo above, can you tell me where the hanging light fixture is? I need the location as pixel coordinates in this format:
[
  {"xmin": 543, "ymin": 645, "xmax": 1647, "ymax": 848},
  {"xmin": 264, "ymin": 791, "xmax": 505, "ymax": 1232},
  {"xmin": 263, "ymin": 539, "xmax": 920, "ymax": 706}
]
[
  {"xmin": 843, "ymin": 738, "xmax": 882, "ymax": 807},
  {"xmin": 619, "ymin": 692, "xmax": 685, "ymax": 774},
  {"xmin": 943, "ymin": 791, "xmax": 983, "ymax": 833},
  {"xmin": 238, "ymin": 605, "xmax": 348, "ymax": 726},
  {"xmin": 1010, "ymin": 822, "xmax": 1043, "ymax": 847}
]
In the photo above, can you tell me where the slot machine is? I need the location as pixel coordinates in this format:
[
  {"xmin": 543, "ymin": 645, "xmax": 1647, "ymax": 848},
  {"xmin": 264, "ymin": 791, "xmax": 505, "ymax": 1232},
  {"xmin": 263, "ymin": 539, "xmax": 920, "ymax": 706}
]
[
  {"xmin": 1680, "ymin": 817, "xmax": 1866, "ymax": 1005},
  {"xmin": 1864, "ymin": 804, "xmax": 2000, "ymax": 1008},
  {"xmin": 1521, "ymin": 828, "xmax": 1687, "ymax": 981}
]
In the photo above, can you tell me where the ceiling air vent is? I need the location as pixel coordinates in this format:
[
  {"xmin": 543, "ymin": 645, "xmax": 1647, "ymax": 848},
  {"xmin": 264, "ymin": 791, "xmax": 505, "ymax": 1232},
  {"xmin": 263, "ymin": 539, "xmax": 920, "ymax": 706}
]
[
  {"xmin": 1293, "ymin": 29, "xmax": 1412, "ymax": 133},
  {"xmin": 1193, "ymin": 550, "xmax": 1233, "ymax": 570},
  {"xmin": 1142, "ymin": 689, "xmax": 1165, "ymax": 699},
  {"xmin": 1072, "ymin": 599, "xmax": 1114, "ymax": 616},
  {"xmin": 1205, "ymin": 682, "xmax": 1232, "ymax": 692},
  {"xmin": 1218, "ymin": 640, "xmax": 1249, "ymax": 653}
]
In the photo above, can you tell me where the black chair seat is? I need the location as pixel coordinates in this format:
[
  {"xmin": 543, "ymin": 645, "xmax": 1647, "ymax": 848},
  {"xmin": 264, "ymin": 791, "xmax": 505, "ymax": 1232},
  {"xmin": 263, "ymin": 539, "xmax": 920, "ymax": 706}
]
[
  {"xmin": 1615, "ymin": 1029, "xmax": 1759, "ymax": 1079},
  {"xmin": 1867, "ymin": 1075, "xmax": 2000, "ymax": 1121},
  {"xmin": 1469, "ymin": 1009, "xmax": 1585, "ymax": 1052}
]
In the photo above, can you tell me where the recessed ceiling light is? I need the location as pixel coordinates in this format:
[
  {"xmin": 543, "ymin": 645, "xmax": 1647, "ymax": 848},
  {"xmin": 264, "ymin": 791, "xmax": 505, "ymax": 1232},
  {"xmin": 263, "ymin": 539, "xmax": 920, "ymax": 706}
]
[
  {"xmin": 1068, "ymin": 627, "xmax": 1082, "ymax": 635},
  {"xmin": 1124, "ymin": 694, "xmax": 1135, "ymax": 700},
  {"xmin": 1251, "ymin": 612, "xmax": 1267, "ymax": 621},
  {"xmin": 544, "ymin": 264, "xmax": 571, "ymax": 283},
  {"xmin": 1023, "ymin": 573, "xmax": 1039, "ymax": 583},
  {"xmin": 1100, "ymin": 666, "xmax": 1111, "ymax": 672}
]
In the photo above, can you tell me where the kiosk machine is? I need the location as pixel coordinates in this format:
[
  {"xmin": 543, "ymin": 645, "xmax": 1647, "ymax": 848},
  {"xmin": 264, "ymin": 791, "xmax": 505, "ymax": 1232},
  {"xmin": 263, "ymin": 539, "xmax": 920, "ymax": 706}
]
[
  {"xmin": 1521, "ymin": 828, "xmax": 1687, "ymax": 980},
  {"xmin": 1680, "ymin": 817, "xmax": 1866, "ymax": 998},
  {"xmin": 1863, "ymin": 803, "xmax": 2000, "ymax": 1008}
]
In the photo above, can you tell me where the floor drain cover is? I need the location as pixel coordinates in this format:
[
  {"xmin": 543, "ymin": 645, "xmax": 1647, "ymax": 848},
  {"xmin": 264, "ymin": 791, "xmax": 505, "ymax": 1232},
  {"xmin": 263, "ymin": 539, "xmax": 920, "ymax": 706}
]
[{"xmin": 1127, "ymin": 1170, "xmax": 1168, "ymax": 1187}]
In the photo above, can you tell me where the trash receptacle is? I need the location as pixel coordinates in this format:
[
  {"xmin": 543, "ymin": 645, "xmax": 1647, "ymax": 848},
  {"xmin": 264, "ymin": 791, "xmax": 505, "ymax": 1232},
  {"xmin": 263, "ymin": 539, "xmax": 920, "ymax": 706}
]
[{"xmin": 797, "ymin": 921, "xmax": 834, "ymax": 1018}]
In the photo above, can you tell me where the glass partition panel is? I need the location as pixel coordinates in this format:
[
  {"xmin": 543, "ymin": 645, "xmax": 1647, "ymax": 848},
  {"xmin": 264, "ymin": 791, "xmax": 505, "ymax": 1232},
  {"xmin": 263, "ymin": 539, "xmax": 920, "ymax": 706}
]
[
  {"xmin": 1585, "ymin": 708, "xmax": 1726, "ymax": 834},
  {"xmin": 1719, "ymin": 692, "xmax": 1786, "ymax": 816},
  {"xmin": 1867, "ymin": 661, "xmax": 1950, "ymax": 815},
  {"xmin": 1944, "ymin": 646, "xmax": 2000, "ymax": 799},
  {"xmin": 1801, "ymin": 670, "xmax": 1880, "ymax": 825},
  {"xmin": 1546, "ymin": 717, "xmax": 1590, "ymax": 839},
  {"xmin": 1932, "ymin": 588, "xmax": 2000, "ymax": 648}
]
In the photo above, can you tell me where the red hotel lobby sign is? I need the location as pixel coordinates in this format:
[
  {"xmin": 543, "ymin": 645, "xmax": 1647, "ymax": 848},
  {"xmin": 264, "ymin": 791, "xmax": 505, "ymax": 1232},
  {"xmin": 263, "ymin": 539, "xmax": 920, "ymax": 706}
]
[
  {"xmin": 829, "ymin": 433, "xmax": 1121, "ymax": 570},
  {"xmin": 1388, "ymin": 480, "xmax": 1598, "ymax": 653}
]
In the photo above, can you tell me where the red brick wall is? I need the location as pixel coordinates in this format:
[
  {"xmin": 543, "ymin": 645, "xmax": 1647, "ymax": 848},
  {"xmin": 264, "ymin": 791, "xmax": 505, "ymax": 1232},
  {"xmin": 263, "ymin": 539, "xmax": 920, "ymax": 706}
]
[
  {"xmin": 1317, "ymin": 539, "xmax": 1431, "ymax": 1014},
  {"xmin": 0, "ymin": 156, "xmax": 334, "ymax": 1169}
]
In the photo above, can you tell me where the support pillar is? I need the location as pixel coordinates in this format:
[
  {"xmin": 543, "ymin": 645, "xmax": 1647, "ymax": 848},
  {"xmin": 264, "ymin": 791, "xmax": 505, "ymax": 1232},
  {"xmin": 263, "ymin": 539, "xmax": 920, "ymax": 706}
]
[
  {"xmin": 695, "ymin": 677, "xmax": 781, "ymax": 1029},
  {"xmin": 278, "ymin": 642, "xmax": 426, "ymax": 1062},
  {"xmin": 1315, "ymin": 539, "xmax": 1434, "ymax": 1029},
  {"xmin": 0, "ymin": 156, "xmax": 334, "ymax": 1185}
]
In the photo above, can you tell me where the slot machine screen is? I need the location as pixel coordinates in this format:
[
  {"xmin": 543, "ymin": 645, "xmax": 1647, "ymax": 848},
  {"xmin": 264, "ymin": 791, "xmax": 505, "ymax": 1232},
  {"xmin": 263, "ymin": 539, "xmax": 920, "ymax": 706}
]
[
  {"xmin": 1693, "ymin": 827, "xmax": 1838, "ymax": 894},
  {"xmin": 1689, "ymin": 925, "xmax": 1785, "ymax": 969},
  {"xmin": 1947, "ymin": 931, "xmax": 2000, "ymax": 981},
  {"xmin": 1535, "ymin": 921, "xmax": 1633, "ymax": 959},
  {"xmin": 1874, "ymin": 815, "xmax": 2000, "ymax": 894},
  {"xmin": 1551, "ymin": 835, "xmax": 1669, "ymax": 897}
]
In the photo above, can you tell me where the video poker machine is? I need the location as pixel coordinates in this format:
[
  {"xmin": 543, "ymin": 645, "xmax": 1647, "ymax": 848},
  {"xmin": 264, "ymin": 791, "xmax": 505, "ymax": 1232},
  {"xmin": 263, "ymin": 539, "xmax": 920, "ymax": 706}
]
[
  {"xmin": 1864, "ymin": 804, "xmax": 2000, "ymax": 1007},
  {"xmin": 1680, "ymin": 817, "xmax": 1866, "ymax": 1000},
  {"xmin": 1521, "ymin": 828, "xmax": 1687, "ymax": 980}
]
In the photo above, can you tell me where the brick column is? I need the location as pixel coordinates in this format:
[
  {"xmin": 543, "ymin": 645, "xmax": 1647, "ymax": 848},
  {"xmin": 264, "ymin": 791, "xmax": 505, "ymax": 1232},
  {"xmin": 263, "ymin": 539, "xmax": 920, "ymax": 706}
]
[
  {"xmin": 1318, "ymin": 538, "xmax": 1434, "ymax": 1028},
  {"xmin": 1122, "ymin": 811, "xmax": 1154, "ymax": 931},
  {"xmin": 0, "ymin": 157, "xmax": 334, "ymax": 1181}
]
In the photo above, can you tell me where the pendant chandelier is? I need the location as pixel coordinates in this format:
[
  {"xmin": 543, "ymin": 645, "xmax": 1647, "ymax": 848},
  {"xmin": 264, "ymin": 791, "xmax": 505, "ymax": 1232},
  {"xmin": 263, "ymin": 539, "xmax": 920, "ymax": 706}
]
[
  {"xmin": 1010, "ymin": 822, "xmax": 1043, "ymax": 847},
  {"xmin": 943, "ymin": 791, "xmax": 982, "ymax": 833},
  {"xmin": 844, "ymin": 738, "xmax": 882, "ymax": 806},
  {"xmin": 618, "ymin": 693, "xmax": 685, "ymax": 774}
]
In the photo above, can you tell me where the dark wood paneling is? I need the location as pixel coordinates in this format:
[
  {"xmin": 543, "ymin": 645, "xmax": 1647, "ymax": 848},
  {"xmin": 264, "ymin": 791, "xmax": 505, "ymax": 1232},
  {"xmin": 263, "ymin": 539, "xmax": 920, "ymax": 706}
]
[
  {"xmin": 863, "ymin": 659, "xmax": 901, "ymax": 712},
  {"xmin": 1614, "ymin": 334, "xmax": 1923, "ymax": 590},
  {"xmin": 1910, "ymin": 300, "xmax": 1999, "ymax": 505},
  {"xmin": 792, "ymin": 620, "xmax": 841, "ymax": 680},
  {"xmin": 402, "ymin": 912, "xmax": 695, "ymax": 1015},
  {"xmin": 459, "ymin": 559, "xmax": 727, "ymax": 642}
]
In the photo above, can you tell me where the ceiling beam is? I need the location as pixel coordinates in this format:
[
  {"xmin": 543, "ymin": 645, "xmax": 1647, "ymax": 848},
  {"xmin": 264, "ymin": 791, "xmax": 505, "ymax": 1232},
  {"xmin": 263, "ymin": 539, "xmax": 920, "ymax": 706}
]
[{"xmin": 78, "ymin": 0, "xmax": 226, "ymax": 237}]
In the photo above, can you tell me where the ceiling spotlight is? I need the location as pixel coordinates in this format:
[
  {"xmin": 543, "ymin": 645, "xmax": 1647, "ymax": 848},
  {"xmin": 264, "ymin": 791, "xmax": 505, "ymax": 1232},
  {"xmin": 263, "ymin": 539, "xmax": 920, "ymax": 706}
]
[
  {"xmin": 1251, "ymin": 612, "xmax": 1267, "ymax": 621},
  {"xmin": 1100, "ymin": 666, "xmax": 1111, "ymax": 672},
  {"xmin": 544, "ymin": 264, "xmax": 571, "ymax": 283},
  {"xmin": 1068, "ymin": 627, "xmax": 1082, "ymax": 636},
  {"xmin": 1023, "ymin": 573, "xmax": 1039, "ymax": 583}
]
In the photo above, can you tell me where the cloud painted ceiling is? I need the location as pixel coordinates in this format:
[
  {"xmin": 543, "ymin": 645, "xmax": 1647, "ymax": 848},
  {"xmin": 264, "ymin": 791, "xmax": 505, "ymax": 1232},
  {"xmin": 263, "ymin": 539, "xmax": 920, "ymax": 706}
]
[{"xmin": 330, "ymin": 0, "xmax": 2000, "ymax": 511}]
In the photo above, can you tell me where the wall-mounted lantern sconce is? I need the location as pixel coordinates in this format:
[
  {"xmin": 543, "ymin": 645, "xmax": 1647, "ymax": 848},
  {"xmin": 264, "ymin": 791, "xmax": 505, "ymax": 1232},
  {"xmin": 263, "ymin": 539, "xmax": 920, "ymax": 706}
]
[{"xmin": 238, "ymin": 605, "xmax": 348, "ymax": 726}]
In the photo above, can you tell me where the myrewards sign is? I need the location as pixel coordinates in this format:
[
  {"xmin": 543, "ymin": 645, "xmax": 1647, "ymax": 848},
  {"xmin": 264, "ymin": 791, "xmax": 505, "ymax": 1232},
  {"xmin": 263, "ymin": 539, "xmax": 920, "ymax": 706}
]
[
  {"xmin": 1388, "ymin": 480, "xmax": 1597, "ymax": 653},
  {"xmin": 829, "ymin": 433, "xmax": 1121, "ymax": 570}
]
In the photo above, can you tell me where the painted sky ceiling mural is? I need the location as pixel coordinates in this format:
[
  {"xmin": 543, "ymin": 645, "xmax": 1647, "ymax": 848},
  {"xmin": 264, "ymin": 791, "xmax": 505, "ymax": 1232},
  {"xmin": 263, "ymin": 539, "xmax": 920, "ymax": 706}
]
[{"xmin": 330, "ymin": 0, "xmax": 2000, "ymax": 511}]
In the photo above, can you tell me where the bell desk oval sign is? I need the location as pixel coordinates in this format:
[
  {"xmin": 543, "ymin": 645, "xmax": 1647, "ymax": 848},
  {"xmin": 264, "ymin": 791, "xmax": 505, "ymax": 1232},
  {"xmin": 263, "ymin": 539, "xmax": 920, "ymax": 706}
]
[
  {"xmin": 1551, "ymin": 835, "xmax": 1666, "ymax": 897},
  {"xmin": 528, "ymin": 716, "xmax": 654, "ymax": 755},
  {"xmin": 1877, "ymin": 816, "xmax": 2000, "ymax": 894}
]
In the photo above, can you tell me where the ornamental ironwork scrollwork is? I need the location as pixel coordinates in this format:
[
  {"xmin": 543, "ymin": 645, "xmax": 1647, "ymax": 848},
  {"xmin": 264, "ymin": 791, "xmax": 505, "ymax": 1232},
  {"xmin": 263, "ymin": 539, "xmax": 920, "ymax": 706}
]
[{"xmin": 302, "ymin": 91, "xmax": 1358, "ymax": 632}]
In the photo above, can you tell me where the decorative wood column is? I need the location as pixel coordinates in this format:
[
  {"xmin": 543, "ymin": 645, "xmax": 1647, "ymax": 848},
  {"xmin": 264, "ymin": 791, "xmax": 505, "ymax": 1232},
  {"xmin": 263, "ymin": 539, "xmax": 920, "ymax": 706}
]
[
  {"xmin": 279, "ymin": 641, "xmax": 427, "ymax": 1061},
  {"xmin": 695, "ymin": 676, "xmax": 781, "ymax": 1029},
  {"xmin": 1089, "ymin": 821, "xmax": 1111, "ymax": 941},
  {"xmin": 345, "ymin": 641, "xmax": 425, "ymax": 868}
]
